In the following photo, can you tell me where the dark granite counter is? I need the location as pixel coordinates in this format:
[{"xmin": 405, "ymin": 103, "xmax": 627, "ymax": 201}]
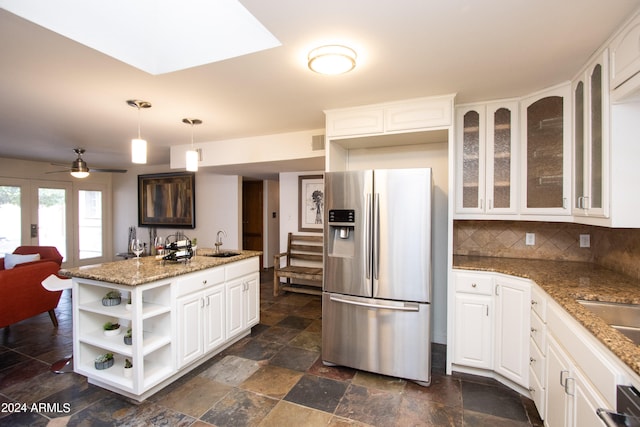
[
  {"xmin": 60, "ymin": 249, "xmax": 261, "ymax": 286},
  {"xmin": 453, "ymin": 255, "xmax": 640, "ymax": 378}
]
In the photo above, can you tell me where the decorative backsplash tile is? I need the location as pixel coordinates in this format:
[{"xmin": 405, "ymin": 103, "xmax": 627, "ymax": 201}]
[{"xmin": 453, "ymin": 220, "xmax": 640, "ymax": 280}]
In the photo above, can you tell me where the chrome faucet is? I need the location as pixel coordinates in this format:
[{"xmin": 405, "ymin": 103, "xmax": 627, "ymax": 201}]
[{"xmin": 215, "ymin": 230, "xmax": 227, "ymax": 253}]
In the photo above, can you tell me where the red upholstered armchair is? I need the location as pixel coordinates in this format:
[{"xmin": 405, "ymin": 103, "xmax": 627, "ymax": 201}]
[{"xmin": 0, "ymin": 246, "xmax": 64, "ymax": 328}]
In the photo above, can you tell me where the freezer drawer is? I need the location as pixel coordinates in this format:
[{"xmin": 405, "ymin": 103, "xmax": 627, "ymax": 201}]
[{"xmin": 322, "ymin": 292, "xmax": 431, "ymax": 384}]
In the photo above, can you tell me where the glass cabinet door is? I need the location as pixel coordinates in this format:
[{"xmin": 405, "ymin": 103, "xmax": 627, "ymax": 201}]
[
  {"xmin": 590, "ymin": 64, "xmax": 603, "ymax": 210},
  {"xmin": 522, "ymin": 86, "xmax": 571, "ymax": 214},
  {"xmin": 486, "ymin": 102, "xmax": 518, "ymax": 213},
  {"xmin": 457, "ymin": 107, "xmax": 485, "ymax": 212}
]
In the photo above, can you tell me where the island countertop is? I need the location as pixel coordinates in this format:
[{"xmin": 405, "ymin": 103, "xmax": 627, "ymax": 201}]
[
  {"xmin": 60, "ymin": 249, "xmax": 261, "ymax": 286},
  {"xmin": 453, "ymin": 255, "xmax": 640, "ymax": 378}
]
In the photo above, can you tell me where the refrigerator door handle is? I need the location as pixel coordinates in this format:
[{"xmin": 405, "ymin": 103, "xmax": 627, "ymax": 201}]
[
  {"xmin": 373, "ymin": 192, "xmax": 380, "ymax": 282},
  {"xmin": 329, "ymin": 294, "xmax": 420, "ymax": 312},
  {"xmin": 365, "ymin": 193, "xmax": 372, "ymax": 280}
]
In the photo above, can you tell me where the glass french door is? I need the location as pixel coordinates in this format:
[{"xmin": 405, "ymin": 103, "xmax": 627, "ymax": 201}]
[{"xmin": 0, "ymin": 178, "xmax": 107, "ymax": 267}]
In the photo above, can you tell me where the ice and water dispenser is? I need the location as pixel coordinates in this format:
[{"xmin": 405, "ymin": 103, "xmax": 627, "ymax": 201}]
[{"xmin": 327, "ymin": 209, "xmax": 355, "ymax": 258}]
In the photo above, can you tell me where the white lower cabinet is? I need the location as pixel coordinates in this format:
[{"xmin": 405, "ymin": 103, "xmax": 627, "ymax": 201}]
[
  {"xmin": 226, "ymin": 257, "xmax": 260, "ymax": 339},
  {"xmin": 176, "ymin": 283, "xmax": 225, "ymax": 368},
  {"xmin": 454, "ymin": 292, "xmax": 493, "ymax": 369},
  {"xmin": 546, "ymin": 335, "xmax": 609, "ymax": 427},
  {"xmin": 494, "ymin": 276, "xmax": 531, "ymax": 387},
  {"xmin": 452, "ymin": 271, "xmax": 530, "ymax": 389}
]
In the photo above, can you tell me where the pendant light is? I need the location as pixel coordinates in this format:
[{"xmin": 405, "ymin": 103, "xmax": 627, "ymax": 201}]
[
  {"xmin": 183, "ymin": 118, "xmax": 202, "ymax": 172},
  {"xmin": 127, "ymin": 99, "xmax": 151, "ymax": 164}
]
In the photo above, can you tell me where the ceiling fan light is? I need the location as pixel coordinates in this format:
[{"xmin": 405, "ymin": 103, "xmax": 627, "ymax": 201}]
[
  {"xmin": 70, "ymin": 156, "xmax": 90, "ymax": 178},
  {"xmin": 131, "ymin": 138, "xmax": 147, "ymax": 164},
  {"xmin": 308, "ymin": 45, "xmax": 357, "ymax": 75},
  {"xmin": 185, "ymin": 149, "xmax": 199, "ymax": 172}
]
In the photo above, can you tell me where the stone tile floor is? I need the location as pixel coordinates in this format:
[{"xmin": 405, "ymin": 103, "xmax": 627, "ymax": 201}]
[{"xmin": 0, "ymin": 268, "xmax": 543, "ymax": 426}]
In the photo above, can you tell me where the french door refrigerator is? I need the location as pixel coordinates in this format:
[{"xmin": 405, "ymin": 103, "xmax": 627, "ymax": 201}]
[{"xmin": 322, "ymin": 168, "xmax": 432, "ymax": 385}]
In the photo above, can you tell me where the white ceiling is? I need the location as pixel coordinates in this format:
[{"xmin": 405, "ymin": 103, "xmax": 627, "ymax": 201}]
[{"xmin": 0, "ymin": 0, "xmax": 638, "ymax": 177}]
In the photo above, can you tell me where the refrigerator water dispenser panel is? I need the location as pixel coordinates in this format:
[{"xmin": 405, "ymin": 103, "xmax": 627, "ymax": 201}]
[{"xmin": 328, "ymin": 209, "xmax": 355, "ymax": 258}]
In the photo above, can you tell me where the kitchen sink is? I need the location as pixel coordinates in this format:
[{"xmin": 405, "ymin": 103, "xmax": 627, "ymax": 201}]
[
  {"xmin": 577, "ymin": 300, "xmax": 640, "ymax": 345},
  {"xmin": 204, "ymin": 251, "xmax": 240, "ymax": 258}
]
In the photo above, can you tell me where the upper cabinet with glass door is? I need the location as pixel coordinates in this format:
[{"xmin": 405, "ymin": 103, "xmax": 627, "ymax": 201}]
[
  {"xmin": 573, "ymin": 51, "xmax": 609, "ymax": 219},
  {"xmin": 520, "ymin": 84, "xmax": 572, "ymax": 216},
  {"xmin": 455, "ymin": 101, "xmax": 518, "ymax": 217}
]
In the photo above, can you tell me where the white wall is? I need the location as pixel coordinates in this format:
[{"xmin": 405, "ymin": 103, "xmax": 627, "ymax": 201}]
[
  {"xmin": 112, "ymin": 165, "xmax": 241, "ymax": 255},
  {"xmin": 278, "ymin": 171, "xmax": 324, "ymax": 252}
]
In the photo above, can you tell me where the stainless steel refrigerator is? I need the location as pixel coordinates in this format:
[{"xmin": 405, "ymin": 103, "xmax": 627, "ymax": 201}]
[{"xmin": 322, "ymin": 168, "xmax": 432, "ymax": 386}]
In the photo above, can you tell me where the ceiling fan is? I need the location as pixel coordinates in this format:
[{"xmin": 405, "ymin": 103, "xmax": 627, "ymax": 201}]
[{"xmin": 49, "ymin": 148, "xmax": 127, "ymax": 178}]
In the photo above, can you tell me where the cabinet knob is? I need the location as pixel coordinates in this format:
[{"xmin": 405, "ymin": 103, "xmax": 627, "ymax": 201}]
[
  {"xmin": 202, "ymin": 280, "xmax": 207, "ymax": 286},
  {"xmin": 530, "ymin": 327, "xmax": 537, "ymax": 333},
  {"xmin": 531, "ymin": 300, "xmax": 538, "ymax": 306},
  {"xmin": 530, "ymin": 357, "xmax": 536, "ymax": 364},
  {"xmin": 529, "ymin": 387, "xmax": 535, "ymax": 393},
  {"xmin": 471, "ymin": 283, "xmax": 477, "ymax": 288}
]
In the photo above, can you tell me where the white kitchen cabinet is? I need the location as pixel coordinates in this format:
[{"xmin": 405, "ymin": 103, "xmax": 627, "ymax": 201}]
[
  {"xmin": 453, "ymin": 272, "xmax": 493, "ymax": 369},
  {"xmin": 520, "ymin": 83, "xmax": 572, "ymax": 216},
  {"xmin": 73, "ymin": 279, "xmax": 174, "ymax": 397},
  {"xmin": 455, "ymin": 101, "xmax": 518, "ymax": 216},
  {"xmin": 494, "ymin": 276, "xmax": 530, "ymax": 387},
  {"xmin": 573, "ymin": 50, "xmax": 609, "ymax": 218},
  {"xmin": 325, "ymin": 95, "xmax": 453, "ymax": 139},
  {"xmin": 546, "ymin": 335, "xmax": 609, "ymax": 427},
  {"xmin": 610, "ymin": 12, "xmax": 640, "ymax": 97},
  {"xmin": 452, "ymin": 271, "xmax": 531, "ymax": 389},
  {"xmin": 176, "ymin": 267, "xmax": 226, "ymax": 368},
  {"xmin": 226, "ymin": 257, "xmax": 260, "ymax": 339}
]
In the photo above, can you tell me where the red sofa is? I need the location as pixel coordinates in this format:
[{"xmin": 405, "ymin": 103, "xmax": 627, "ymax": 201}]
[{"xmin": 0, "ymin": 246, "xmax": 64, "ymax": 328}]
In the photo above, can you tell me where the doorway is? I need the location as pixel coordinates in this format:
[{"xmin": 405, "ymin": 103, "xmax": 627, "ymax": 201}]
[{"xmin": 242, "ymin": 180, "xmax": 263, "ymax": 267}]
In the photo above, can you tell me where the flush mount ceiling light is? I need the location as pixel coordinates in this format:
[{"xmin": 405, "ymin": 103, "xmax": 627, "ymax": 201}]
[
  {"xmin": 308, "ymin": 45, "xmax": 357, "ymax": 75},
  {"xmin": 127, "ymin": 99, "xmax": 151, "ymax": 164},
  {"xmin": 183, "ymin": 118, "xmax": 203, "ymax": 172}
]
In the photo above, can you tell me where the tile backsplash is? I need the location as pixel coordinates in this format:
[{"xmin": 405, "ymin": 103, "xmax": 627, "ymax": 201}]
[{"xmin": 453, "ymin": 220, "xmax": 640, "ymax": 280}]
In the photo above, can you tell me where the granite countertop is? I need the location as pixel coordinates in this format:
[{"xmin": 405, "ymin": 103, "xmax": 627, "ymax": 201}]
[
  {"xmin": 453, "ymin": 255, "xmax": 640, "ymax": 378},
  {"xmin": 60, "ymin": 249, "xmax": 262, "ymax": 286}
]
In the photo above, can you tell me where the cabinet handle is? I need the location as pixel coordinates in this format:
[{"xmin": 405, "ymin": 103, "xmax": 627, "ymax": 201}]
[
  {"xmin": 563, "ymin": 197, "xmax": 567, "ymax": 209},
  {"xmin": 560, "ymin": 369, "xmax": 569, "ymax": 387},
  {"xmin": 206, "ymin": 296, "xmax": 210, "ymax": 306},
  {"xmin": 495, "ymin": 284, "xmax": 499, "ymax": 296},
  {"xmin": 480, "ymin": 199, "xmax": 484, "ymax": 210},
  {"xmin": 201, "ymin": 297, "xmax": 205, "ymax": 308},
  {"xmin": 565, "ymin": 377, "xmax": 575, "ymax": 397},
  {"xmin": 486, "ymin": 305, "xmax": 489, "ymax": 316},
  {"xmin": 488, "ymin": 199, "xmax": 493, "ymax": 210}
]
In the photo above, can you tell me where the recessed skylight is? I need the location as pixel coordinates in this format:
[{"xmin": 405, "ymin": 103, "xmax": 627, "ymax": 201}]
[{"xmin": 0, "ymin": 0, "xmax": 281, "ymax": 75}]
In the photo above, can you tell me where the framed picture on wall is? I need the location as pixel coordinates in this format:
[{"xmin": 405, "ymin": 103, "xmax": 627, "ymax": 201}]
[
  {"xmin": 138, "ymin": 172, "xmax": 196, "ymax": 228},
  {"xmin": 298, "ymin": 174, "xmax": 324, "ymax": 233}
]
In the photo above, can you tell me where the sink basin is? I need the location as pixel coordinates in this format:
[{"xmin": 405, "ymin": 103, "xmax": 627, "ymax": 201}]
[
  {"xmin": 578, "ymin": 300, "xmax": 640, "ymax": 345},
  {"xmin": 204, "ymin": 251, "xmax": 240, "ymax": 258}
]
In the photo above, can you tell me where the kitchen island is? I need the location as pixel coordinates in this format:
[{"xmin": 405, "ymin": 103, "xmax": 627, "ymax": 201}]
[{"xmin": 60, "ymin": 249, "xmax": 261, "ymax": 401}]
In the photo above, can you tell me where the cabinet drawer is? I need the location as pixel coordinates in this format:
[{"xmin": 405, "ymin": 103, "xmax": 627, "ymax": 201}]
[
  {"xmin": 529, "ymin": 337, "xmax": 545, "ymax": 385},
  {"xmin": 530, "ymin": 310, "xmax": 546, "ymax": 355},
  {"xmin": 225, "ymin": 257, "xmax": 259, "ymax": 281},
  {"xmin": 176, "ymin": 267, "xmax": 225, "ymax": 297},
  {"xmin": 529, "ymin": 365, "xmax": 546, "ymax": 419},
  {"xmin": 454, "ymin": 272, "xmax": 493, "ymax": 295},
  {"xmin": 530, "ymin": 285, "xmax": 547, "ymax": 321}
]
